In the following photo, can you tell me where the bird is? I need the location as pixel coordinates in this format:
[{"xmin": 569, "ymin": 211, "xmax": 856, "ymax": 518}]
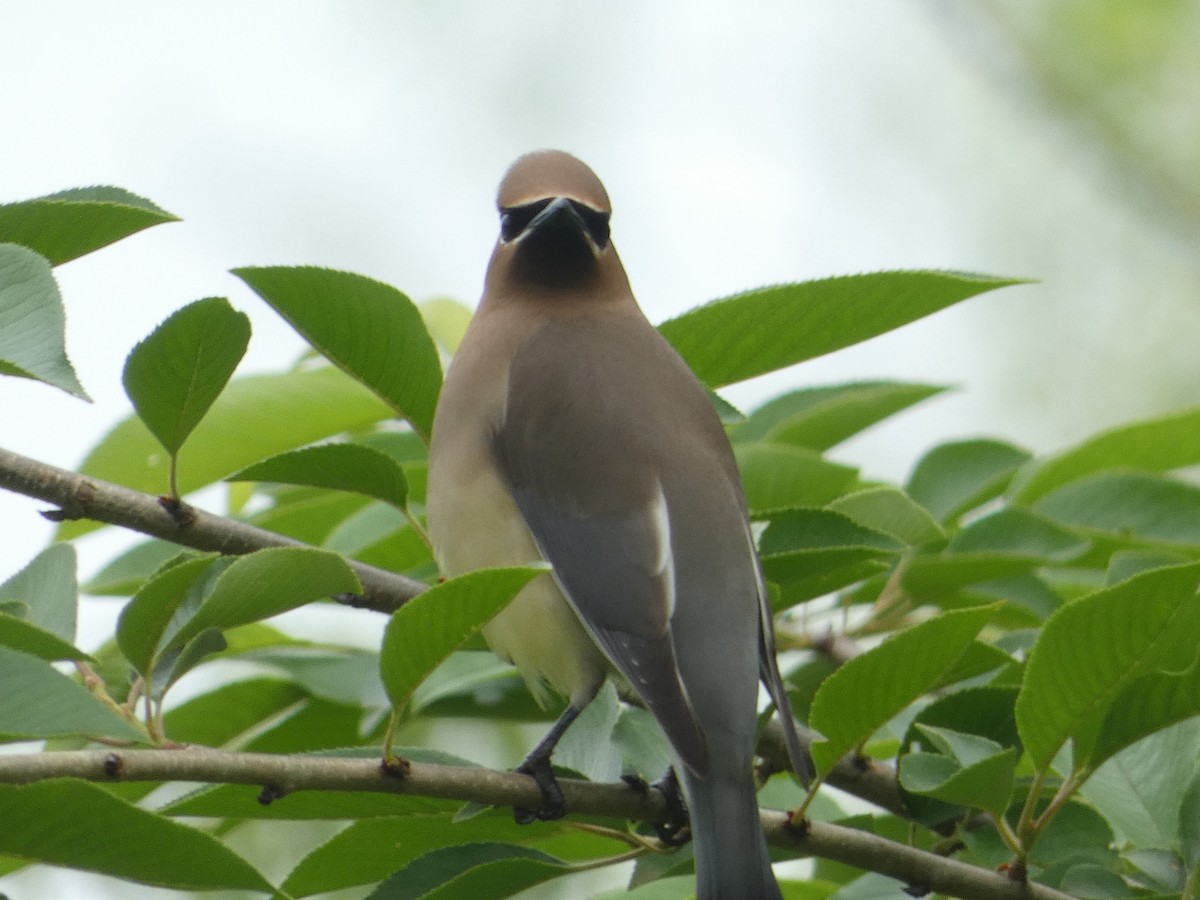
[{"xmin": 426, "ymin": 149, "xmax": 808, "ymax": 900}]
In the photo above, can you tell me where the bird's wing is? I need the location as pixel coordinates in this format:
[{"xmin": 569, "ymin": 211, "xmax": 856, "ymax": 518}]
[{"xmin": 492, "ymin": 317, "xmax": 710, "ymax": 776}]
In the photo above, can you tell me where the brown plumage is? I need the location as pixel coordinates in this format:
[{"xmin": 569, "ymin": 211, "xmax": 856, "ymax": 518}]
[{"xmin": 427, "ymin": 150, "xmax": 806, "ymax": 900}]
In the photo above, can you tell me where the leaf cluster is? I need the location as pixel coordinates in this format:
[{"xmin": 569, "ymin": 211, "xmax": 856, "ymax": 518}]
[{"xmin": 0, "ymin": 189, "xmax": 1198, "ymax": 899}]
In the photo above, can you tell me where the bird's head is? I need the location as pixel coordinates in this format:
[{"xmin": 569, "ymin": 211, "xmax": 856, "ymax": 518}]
[{"xmin": 489, "ymin": 150, "xmax": 617, "ymax": 290}]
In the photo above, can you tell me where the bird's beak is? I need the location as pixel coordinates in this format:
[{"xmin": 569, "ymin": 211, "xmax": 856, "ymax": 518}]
[{"xmin": 522, "ymin": 196, "xmax": 609, "ymax": 254}]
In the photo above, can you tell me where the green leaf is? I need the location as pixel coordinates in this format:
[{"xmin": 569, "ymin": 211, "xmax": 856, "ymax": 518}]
[
  {"xmin": 1181, "ymin": 766, "xmax": 1200, "ymax": 870},
  {"xmin": 60, "ymin": 365, "xmax": 394, "ymax": 539},
  {"xmin": 1059, "ymin": 864, "xmax": 1131, "ymax": 899},
  {"xmin": 116, "ymin": 554, "xmax": 219, "ymax": 681},
  {"xmin": 150, "ymin": 627, "xmax": 227, "ymax": 699},
  {"xmin": 0, "ymin": 646, "xmax": 142, "ymax": 741},
  {"xmin": 906, "ymin": 438, "xmax": 1032, "ymax": 523},
  {"xmin": 420, "ymin": 297, "xmax": 473, "ymax": 354},
  {"xmin": 554, "ymin": 681, "xmax": 624, "ymax": 783},
  {"xmin": 0, "ymin": 543, "xmax": 78, "ymax": 641},
  {"xmin": 164, "ymin": 779, "xmax": 449, "ymax": 821},
  {"xmin": 903, "ymin": 509, "xmax": 1090, "ymax": 601},
  {"xmin": 1027, "ymin": 801, "xmax": 1116, "ymax": 871},
  {"xmin": 898, "ymin": 732, "xmax": 1016, "ymax": 818},
  {"xmin": 381, "ymin": 567, "xmax": 547, "ymax": 713},
  {"xmin": 899, "ymin": 685, "xmax": 1021, "ymax": 826},
  {"xmin": 163, "ymin": 677, "xmax": 308, "ymax": 747},
  {"xmin": 1036, "ymin": 472, "xmax": 1200, "ymax": 548},
  {"xmin": 170, "ymin": 548, "xmax": 360, "ymax": 651},
  {"xmin": 83, "ymin": 539, "xmax": 189, "ymax": 596},
  {"xmin": 807, "ymin": 604, "xmax": 999, "ymax": 776},
  {"xmin": 0, "ymin": 243, "xmax": 88, "ymax": 398},
  {"xmin": 947, "ymin": 508, "xmax": 1089, "ymax": 560},
  {"xmin": 229, "ymin": 442, "xmax": 408, "ymax": 508},
  {"xmin": 367, "ymin": 842, "xmax": 570, "ymax": 900},
  {"xmin": 122, "ymin": 297, "xmax": 251, "ymax": 456},
  {"xmin": 731, "ymin": 381, "xmax": 948, "ymax": 450},
  {"xmin": 0, "ymin": 613, "xmax": 92, "ymax": 662},
  {"xmin": 1087, "ymin": 647, "xmax": 1200, "ymax": 771},
  {"xmin": 1013, "ymin": 405, "xmax": 1200, "ymax": 503},
  {"xmin": 659, "ymin": 270, "xmax": 1021, "ymax": 388},
  {"xmin": 1015, "ymin": 561, "xmax": 1200, "ymax": 771},
  {"xmin": 735, "ymin": 443, "xmax": 859, "ymax": 515},
  {"xmin": 284, "ymin": 812, "xmax": 581, "ymax": 897},
  {"xmin": 758, "ymin": 509, "xmax": 902, "ymax": 585},
  {"xmin": 235, "ymin": 265, "xmax": 442, "ymax": 441},
  {"xmin": 0, "ymin": 780, "xmax": 271, "ymax": 891},
  {"xmin": 827, "ymin": 487, "xmax": 945, "ymax": 548},
  {"xmin": 0, "ymin": 186, "xmax": 177, "ymax": 265},
  {"xmin": 1080, "ymin": 720, "xmax": 1200, "ymax": 849}
]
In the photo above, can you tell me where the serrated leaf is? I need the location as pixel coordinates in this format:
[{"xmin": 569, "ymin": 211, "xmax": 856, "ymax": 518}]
[
  {"xmin": 381, "ymin": 567, "xmax": 547, "ymax": 713},
  {"xmin": 658, "ymin": 270, "xmax": 1023, "ymax": 388},
  {"xmin": 827, "ymin": 487, "xmax": 945, "ymax": 548},
  {"xmin": 906, "ymin": 438, "xmax": 1032, "ymax": 523},
  {"xmin": 122, "ymin": 297, "xmax": 250, "ymax": 456},
  {"xmin": 229, "ymin": 442, "xmax": 408, "ymax": 508},
  {"xmin": 807, "ymin": 604, "xmax": 999, "ymax": 777},
  {"xmin": 947, "ymin": 507, "xmax": 1089, "ymax": 560},
  {"xmin": 0, "ymin": 613, "xmax": 92, "ymax": 662},
  {"xmin": 60, "ymin": 365, "xmax": 394, "ymax": 539},
  {"xmin": 904, "ymin": 509, "xmax": 1090, "ymax": 601},
  {"xmin": 169, "ymin": 548, "xmax": 360, "ymax": 651},
  {"xmin": 235, "ymin": 266, "xmax": 442, "ymax": 441},
  {"xmin": 735, "ymin": 443, "xmax": 859, "ymax": 515},
  {"xmin": 0, "ymin": 780, "xmax": 271, "ymax": 891},
  {"xmin": 1013, "ymin": 405, "xmax": 1200, "ymax": 503},
  {"xmin": 1087, "ymin": 648, "xmax": 1200, "ymax": 771},
  {"xmin": 1015, "ymin": 561, "xmax": 1200, "ymax": 771},
  {"xmin": 0, "ymin": 543, "xmax": 78, "ymax": 641},
  {"xmin": 1035, "ymin": 472, "xmax": 1200, "ymax": 548},
  {"xmin": 899, "ymin": 685, "xmax": 1021, "ymax": 826},
  {"xmin": 0, "ymin": 186, "xmax": 177, "ymax": 265},
  {"xmin": 731, "ymin": 381, "xmax": 948, "ymax": 450},
  {"xmin": 758, "ymin": 508, "xmax": 902, "ymax": 584},
  {"xmin": 116, "ymin": 554, "xmax": 219, "ymax": 681},
  {"xmin": 367, "ymin": 842, "xmax": 569, "ymax": 900},
  {"xmin": 898, "ymin": 741, "xmax": 1016, "ymax": 818},
  {"xmin": 0, "ymin": 243, "xmax": 88, "ymax": 398},
  {"xmin": 0, "ymin": 646, "xmax": 142, "ymax": 741}
]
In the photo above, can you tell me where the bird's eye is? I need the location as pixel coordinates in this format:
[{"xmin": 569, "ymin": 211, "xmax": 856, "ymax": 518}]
[
  {"xmin": 574, "ymin": 203, "xmax": 611, "ymax": 249},
  {"xmin": 499, "ymin": 199, "xmax": 551, "ymax": 242}
]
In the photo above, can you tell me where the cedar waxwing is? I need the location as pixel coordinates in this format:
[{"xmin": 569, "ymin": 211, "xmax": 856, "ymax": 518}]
[{"xmin": 426, "ymin": 150, "xmax": 808, "ymax": 900}]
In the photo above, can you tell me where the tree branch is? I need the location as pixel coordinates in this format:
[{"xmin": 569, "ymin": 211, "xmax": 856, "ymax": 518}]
[
  {"xmin": 0, "ymin": 748, "xmax": 1070, "ymax": 900},
  {"xmin": 0, "ymin": 445, "xmax": 426, "ymax": 613}
]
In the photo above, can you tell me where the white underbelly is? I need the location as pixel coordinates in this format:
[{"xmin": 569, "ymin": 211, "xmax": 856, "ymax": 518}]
[{"xmin": 428, "ymin": 461, "xmax": 607, "ymax": 707}]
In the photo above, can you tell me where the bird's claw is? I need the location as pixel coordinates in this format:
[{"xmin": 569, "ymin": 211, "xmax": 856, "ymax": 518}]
[
  {"xmin": 651, "ymin": 768, "xmax": 691, "ymax": 846},
  {"xmin": 514, "ymin": 754, "xmax": 567, "ymax": 823}
]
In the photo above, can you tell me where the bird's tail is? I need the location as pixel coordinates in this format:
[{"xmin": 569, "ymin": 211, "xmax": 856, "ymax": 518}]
[{"xmin": 682, "ymin": 768, "xmax": 781, "ymax": 900}]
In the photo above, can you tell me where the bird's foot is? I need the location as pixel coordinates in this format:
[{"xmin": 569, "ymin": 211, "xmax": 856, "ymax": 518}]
[
  {"xmin": 514, "ymin": 754, "xmax": 567, "ymax": 824},
  {"xmin": 651, "ymin": 768, "xmax": 691, "ymax": 846}
]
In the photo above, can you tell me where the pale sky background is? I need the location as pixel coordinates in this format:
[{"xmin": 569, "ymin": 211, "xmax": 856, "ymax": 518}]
[{"xmin": 2, "ymin": 3, "xmax": 1197, "ymax": 896}]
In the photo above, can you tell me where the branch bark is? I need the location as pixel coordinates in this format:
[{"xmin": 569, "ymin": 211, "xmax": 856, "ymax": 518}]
[
  {"xmin": 0, "ymin": 748, "xmax": 1070, "ymax": 900},
  {"xmin": 0, "ymin": 445, "xmax": 425, "ymax": 613},
  {"xmin": 0, "ymin": 445, "xmax": 1019, "ymax": 895}
]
